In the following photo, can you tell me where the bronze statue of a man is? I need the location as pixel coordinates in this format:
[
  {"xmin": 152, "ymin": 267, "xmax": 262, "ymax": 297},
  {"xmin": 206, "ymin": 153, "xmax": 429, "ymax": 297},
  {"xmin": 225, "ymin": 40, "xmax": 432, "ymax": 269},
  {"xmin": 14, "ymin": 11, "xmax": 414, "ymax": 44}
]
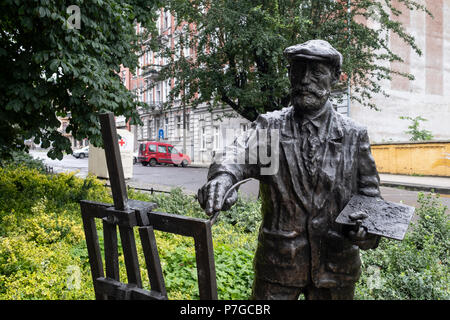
[{"xmin": 198, "ymin": 39, "xmax": 381, "ymax": 300}]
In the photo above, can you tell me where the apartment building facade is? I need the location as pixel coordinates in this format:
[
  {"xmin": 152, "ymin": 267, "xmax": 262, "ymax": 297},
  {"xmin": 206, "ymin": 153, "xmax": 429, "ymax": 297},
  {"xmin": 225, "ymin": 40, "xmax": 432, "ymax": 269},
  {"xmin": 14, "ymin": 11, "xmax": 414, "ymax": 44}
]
[
  {"xmin": 350, "ymin": 0, "xmax": 450, "ymax": 142},
  {"xmin": 121, "ymin": 2, "xmax": 449, "ymax": 164},
  {"xmin": 119, "ymin": 9, "xmax": 253, "ymax": 164}
]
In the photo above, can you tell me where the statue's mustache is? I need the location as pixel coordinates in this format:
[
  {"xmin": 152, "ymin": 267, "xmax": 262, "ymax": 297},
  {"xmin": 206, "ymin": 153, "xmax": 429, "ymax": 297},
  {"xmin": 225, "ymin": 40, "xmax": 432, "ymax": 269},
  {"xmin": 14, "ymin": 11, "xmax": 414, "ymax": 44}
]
[{"xmin": 291, "ymin": 86, "xmax": 328, "ymax": 98}]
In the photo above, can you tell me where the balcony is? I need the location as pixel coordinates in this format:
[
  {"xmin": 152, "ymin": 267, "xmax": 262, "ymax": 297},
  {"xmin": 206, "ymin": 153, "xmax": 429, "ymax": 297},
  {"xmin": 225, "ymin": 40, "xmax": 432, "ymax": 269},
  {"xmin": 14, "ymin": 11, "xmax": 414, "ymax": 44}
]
[
  {"xmin": 137, "ymin": 101, "xmax": 163, "ymax": 115},
  {"xmin": 146, "ymin": 100, "xmax": 163, "ymax": 108},
  {"xmin": 142, "ymin": 65, "xmax": 161, "ymax": 79}
]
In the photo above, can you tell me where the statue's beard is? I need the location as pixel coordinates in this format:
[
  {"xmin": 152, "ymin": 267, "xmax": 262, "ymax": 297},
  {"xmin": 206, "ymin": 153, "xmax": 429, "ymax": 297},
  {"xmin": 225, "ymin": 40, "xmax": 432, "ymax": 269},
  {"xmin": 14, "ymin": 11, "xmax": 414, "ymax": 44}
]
[{"xmin": 291, "ymin": 86, "xmax": 330, "ymax": 113}]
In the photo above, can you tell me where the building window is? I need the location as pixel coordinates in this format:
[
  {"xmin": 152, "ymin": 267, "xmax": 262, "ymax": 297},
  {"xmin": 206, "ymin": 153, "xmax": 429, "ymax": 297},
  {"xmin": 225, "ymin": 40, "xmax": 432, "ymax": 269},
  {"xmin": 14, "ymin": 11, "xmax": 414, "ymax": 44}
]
[
  {"xmin": 176, "ymin": 115, "xmax": 182, "ymax": 137},
  {"xmin": 164, "ymin": 10, "xmax": 170, "ymax": 29},
  {"xmin": 213, "ymin": 126, "xmax": 220, "ymax": 150},
  {"xmin": 155, "ymin": 117, "xmax": 161, "ymax": 139},
  {"xmin": 147, "ymin": 89, "xmax": 153, "ymax": 104},
  {"xmin": 174, "ymin": 36, "xmax": 181, "ymax": 60},
  {"xmin": 167, "ymin": 79, "xmax": 171, "ymax": 96},
  {"xmin": 121, "ymin": 70, "xmax": 126, "ymax": 86},
  {"xmin": 146, "ymin": 51, "xmax": 152, "ymax": 65},
  {"xmin": 201, "ymin": 126, "xmax": 207, "ymax": 150},
  {"xmin": 164, "ymin": 117, "xmax": 169, "ymax": 139},
  {"xmin": 164, "ymin": 79, "xmax": 170, "ymax": 102},
  {"xmin": 147, "ymin": 119, "xmax": 152, "ymax": 139},
  {"xmin": 156, "ymin": 82, "xmax": 161, "ymax": 102},
  {"xmin": 182, "ymin": 25, "xmax": 190, "ymax": 57},
  {"xmin": 156, "ymin": 12, "xmax": 161, "ymax": 34},
  {"xmin": 183, "ymin": 42, "xmax": 190, "ymax": 57}
]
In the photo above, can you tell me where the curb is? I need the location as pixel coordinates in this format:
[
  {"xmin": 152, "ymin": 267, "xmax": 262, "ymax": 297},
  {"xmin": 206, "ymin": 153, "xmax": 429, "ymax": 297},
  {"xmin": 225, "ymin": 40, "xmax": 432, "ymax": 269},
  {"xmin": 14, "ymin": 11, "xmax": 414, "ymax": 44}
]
[
  {"xmin": 188, "ymin": 162, "xmax": 210, "ymax": 168},
  {"xmin": 380, "ymin": 181, "xmax": 450, "ymax": 195}
]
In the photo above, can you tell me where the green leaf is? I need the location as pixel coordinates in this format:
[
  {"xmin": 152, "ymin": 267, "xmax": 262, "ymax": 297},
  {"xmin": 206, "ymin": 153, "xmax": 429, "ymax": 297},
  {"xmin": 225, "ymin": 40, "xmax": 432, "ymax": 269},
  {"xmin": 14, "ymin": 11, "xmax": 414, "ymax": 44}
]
[
  {"xmin": 0, "ymin": 0, "xmax": 158, "ymax": 159},
  {"xmin": 38, "ymin": 7, "xmax": 46, "ymax": 18},
  {"xmin": 6, "ymin": 99, "xmax": 23, "ymax": 112}
]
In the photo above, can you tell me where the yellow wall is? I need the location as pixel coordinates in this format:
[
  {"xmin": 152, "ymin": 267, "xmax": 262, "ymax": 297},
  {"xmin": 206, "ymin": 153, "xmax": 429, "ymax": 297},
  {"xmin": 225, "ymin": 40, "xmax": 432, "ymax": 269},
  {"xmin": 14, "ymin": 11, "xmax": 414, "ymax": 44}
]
[{"xmin": 371, "ymin": 141, "xmax": 450, "ymax": 177}]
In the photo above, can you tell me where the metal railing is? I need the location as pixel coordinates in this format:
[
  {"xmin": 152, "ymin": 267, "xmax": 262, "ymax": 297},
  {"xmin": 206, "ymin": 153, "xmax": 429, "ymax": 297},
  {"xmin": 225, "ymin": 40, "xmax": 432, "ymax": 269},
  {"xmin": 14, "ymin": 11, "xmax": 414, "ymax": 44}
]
[{"xmin": 104, "ymin": 183, "xmax": 172, "ymax": 195}]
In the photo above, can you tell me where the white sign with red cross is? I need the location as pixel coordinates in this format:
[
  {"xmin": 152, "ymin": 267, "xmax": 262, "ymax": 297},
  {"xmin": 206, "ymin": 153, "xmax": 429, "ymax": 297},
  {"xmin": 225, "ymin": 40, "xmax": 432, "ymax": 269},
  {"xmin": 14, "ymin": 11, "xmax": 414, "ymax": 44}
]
[
  {"xmin": 88, "ymin": 129, "xmax": 134, "ymax": 179},
  {"xmin": 117, "ymin": 129, "xmax": 133, "ymax": 152}
]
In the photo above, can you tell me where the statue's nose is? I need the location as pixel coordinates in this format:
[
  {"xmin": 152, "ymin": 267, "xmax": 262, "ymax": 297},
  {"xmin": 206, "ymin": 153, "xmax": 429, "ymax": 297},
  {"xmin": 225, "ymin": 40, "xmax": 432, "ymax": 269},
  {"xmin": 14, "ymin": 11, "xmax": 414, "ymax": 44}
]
[{"xmin": 300, "ymin": 68, "xmax": 312, "ymax": 85}]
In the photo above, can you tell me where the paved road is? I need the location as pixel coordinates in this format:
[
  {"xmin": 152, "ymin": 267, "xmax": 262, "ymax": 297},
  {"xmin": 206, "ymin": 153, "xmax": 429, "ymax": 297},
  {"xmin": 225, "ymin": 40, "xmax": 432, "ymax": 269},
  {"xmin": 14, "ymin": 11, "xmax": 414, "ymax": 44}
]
[
  {"xmin": 31, "ymin": 151, "xmax": 450, "ymax": 210},
  {"xmin": 131, "ymin": 166, "xmax": 450, "ymax": 210}
]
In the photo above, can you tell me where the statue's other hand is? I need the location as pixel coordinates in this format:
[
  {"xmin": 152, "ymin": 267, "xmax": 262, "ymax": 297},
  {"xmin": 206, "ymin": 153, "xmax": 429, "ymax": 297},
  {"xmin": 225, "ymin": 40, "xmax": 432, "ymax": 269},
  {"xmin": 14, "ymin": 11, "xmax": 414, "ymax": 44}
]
[
  {"xmin": 347, "ymin": 227, "xmax": 380, "ymax": 250},
  {"xmin": 197, "ymin": 174, "xmax": 235, "ymax": 216}
]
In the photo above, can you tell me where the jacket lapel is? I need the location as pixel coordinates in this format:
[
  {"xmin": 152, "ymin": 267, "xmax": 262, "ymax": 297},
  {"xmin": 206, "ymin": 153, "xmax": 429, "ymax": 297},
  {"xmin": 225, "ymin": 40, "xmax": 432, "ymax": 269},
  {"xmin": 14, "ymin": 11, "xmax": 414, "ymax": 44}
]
[
  {"xmin": 313, "ymin": 110, "xmax": 344, "ymax": 211},
  {"xmin": 279, "ymin": 108, "xmax": 314, "ymax": 207}
]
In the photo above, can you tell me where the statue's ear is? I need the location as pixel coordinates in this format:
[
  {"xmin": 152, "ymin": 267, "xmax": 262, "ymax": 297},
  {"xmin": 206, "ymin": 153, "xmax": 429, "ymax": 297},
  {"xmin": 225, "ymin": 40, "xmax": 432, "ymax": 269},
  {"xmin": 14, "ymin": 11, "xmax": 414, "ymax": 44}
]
[
  {"xmin": 332, "ymin": 69, "xmax": 341, "ymax": 85},
  {"xmin": 287, "ymin": 64, "xmax": 292, "ymax": 81}
]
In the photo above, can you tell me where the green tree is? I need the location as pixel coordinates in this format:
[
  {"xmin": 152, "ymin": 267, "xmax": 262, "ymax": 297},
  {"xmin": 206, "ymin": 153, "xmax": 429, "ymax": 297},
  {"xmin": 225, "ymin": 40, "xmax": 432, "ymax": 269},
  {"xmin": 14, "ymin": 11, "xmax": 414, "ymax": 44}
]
[
  {"xmin": 0, "ymin": 0, "xmax": 160, "ymax": 160},
  {"xmin": 157, "ymin": 0, "xmax": 429, "ymax": 121},
  {"xmin": 399, "ymin": 115, "xmax": 433, "ymax": 141}
]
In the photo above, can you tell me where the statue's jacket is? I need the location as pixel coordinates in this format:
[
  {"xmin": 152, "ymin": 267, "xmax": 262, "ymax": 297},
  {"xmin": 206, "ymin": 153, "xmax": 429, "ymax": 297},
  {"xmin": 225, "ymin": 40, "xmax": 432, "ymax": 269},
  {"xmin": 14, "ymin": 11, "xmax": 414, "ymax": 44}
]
[{"xmin": 207, "ymin": 101, "xmax": 381, "ymax": 288}]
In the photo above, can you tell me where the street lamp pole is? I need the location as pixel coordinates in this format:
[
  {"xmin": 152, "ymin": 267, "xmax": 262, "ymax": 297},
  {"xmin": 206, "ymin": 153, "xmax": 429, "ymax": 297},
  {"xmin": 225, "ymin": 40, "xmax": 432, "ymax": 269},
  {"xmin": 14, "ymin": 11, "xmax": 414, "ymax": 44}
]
[
  {"xmin": 347, "ymin": 0, "xmax": 351, "ymax": 118},
  {"xmin": 183, "ymin": 86, "xmax": 187, "ymax": 155}
]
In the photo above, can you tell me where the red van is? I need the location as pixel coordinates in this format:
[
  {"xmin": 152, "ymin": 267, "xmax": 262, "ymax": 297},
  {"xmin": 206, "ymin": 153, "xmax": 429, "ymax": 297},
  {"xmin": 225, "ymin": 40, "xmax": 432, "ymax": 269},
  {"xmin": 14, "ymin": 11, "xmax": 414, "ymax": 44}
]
[{"xmin": 137, "ymin": 141, "xmax": 191, "ymax": 167}]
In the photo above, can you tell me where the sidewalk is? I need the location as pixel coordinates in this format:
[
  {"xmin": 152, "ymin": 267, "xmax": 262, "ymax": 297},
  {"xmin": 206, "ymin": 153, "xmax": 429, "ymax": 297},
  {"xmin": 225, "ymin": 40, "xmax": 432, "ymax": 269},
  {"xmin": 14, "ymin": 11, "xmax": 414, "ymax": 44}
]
[
  {"xmin": 379, "ymin": 173, "xmax": 450, "ymax": 195},
  {"xmin": 191, "ymin": 159, "xmax": 450, "ymax": 193},
  {"xmin": 189, "ymin": 164, "xmax": 450, "ymax": 195}
]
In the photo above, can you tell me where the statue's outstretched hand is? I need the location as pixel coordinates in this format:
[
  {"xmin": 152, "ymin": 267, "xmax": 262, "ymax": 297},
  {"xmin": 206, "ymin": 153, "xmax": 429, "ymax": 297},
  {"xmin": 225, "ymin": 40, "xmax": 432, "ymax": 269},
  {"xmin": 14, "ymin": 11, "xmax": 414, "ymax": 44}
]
[{"xmin": 197, "ymin": 174, "xmax": 238, "ymax": 216}]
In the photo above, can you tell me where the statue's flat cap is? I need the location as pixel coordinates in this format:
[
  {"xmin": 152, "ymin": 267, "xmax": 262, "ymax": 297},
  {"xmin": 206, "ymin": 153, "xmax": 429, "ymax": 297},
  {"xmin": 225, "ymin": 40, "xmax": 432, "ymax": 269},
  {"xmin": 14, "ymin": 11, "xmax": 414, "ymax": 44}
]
[{"xmin": 284, "ymin": 39, "xmax": 342, "ymax": 70}]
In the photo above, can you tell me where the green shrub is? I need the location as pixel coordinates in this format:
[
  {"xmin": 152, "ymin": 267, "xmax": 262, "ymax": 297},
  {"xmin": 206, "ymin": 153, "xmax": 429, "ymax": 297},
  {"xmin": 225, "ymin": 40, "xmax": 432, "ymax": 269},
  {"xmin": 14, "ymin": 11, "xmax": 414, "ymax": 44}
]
[
  {"xmin": 214, "ymin": 243, "xmax": 254, "ymax": 299},
  {"xmin": 399, "ymin": 116, "xmax": 434, "ymax": 141},
  {"xmin": 0, "ymin": 236, "xmax": 94, "ymax": 300},
  {"xmin": 1, "ymin": 166, "xmax": 448, "ymax": 300},
  {"xmin": 356, "ymin": 192, "xmax": 449, "ymax": 300},
  {"xmin": 0, "ymin": 167, "xmax": 108, "ymax": 299},
  {"xmin": 130, "ymin": 187, "xmax": 206, "ymax": 219},
  {"xmin": 0, "ymin": 168, "xmax": 260, "ymax": 300},
  {"xmin": 127, "ymin": 187, "xmax": 262, "ymax": 233},
  {"xmin": 0, "ymin": 151, "xmax": 46, "ymax": 173},
  {"xmin": 127, "ymin": 187, "xmax": 258, "ymax": 299},
  {"xmin": 149, "ymin": 233, "xmax": 255, "ymax": 300}
]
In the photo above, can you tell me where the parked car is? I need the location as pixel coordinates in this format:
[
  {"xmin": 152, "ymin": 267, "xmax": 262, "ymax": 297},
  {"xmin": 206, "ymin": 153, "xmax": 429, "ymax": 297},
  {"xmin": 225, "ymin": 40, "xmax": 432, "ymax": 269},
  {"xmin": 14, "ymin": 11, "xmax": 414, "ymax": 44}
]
[
  {"xmin": 73, "ymin": 146, "xmax": 89, "ymax": 159},
  {"xmin": 137, "ymin": 141, "xmax": 191, "ymax": 167}
]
